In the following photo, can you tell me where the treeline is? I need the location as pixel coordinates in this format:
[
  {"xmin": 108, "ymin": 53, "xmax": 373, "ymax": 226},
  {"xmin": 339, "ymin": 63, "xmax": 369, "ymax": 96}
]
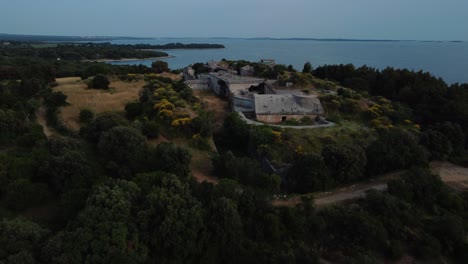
[
  {"xmin": 0, "ymin": 56, "xmax": 175, "ymax": 81},
  {"xmin": 128, "ymin": 42, "xmax": 225, "ymax": 49},
  {"xmin": 313, "ymin": 64, "xmax": 468, "ymax": 132},
  {"xmin": 0, "ymin": 42, "xmax": 168, "ymax": 60}
]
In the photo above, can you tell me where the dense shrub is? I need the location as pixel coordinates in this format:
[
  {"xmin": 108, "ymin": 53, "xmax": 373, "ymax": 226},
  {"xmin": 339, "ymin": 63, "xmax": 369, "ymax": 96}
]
[
  {"xmin": 79, "ymin": 109, "xmax": 94, "ymax": 123},
  {"xmin": 87, "ymin": 74, "xmax": 110, "ymax": 89}
]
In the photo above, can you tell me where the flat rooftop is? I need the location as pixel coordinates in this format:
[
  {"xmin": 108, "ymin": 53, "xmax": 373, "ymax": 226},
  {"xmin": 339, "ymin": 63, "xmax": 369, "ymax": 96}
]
[{"xmin": 209, "ymin": 72, "xmax": 264, "ymax": 84}]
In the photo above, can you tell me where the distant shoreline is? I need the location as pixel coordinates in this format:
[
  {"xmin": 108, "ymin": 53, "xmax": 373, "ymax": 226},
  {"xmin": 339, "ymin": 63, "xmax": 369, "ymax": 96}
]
[{"xmin": 84, "ymin": 56, "xmax": 174, "ymax": 63}]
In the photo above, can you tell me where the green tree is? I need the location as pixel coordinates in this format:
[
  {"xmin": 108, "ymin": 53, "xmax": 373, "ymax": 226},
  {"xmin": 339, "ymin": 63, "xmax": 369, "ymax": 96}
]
[
  {"xmin": 152, "ymin": 142, "xmax": 192, "ymax": 178},
  {"xmin": 192, "ymin": 110, "xmax": 215, "ymax": 138},
  {"xmin": 302, "ymin": 61, "xmax": 313, "ymax": 73},
  {"xmin": 44, "ymin": 91, "xmax": 67, "ymax": 108},
  {"xmin": 42, "ymin": 180, "xmax": 147, "ymax": 264},
  {"xmin": 151, "ymin": 61, "xmax": 169, "ymax": 74},
  {"xmin": 98, "ymin": 126, "xmax": 146, "ymax": 164},
  {"xmin": 88, "ymin": 74, "xmax": 110, "ymax": 90},
  {"xmin": 39, "ymin": 150, "xmax": 93, "ymax": 194},
  {"xmin": 79, "ymin": 109, "xmax": 94, "ymax": 123},
  {"xmin": 420, "ymin": 129, "xmax": 452, "ymax": 160},
  {"xmin": 366, "ymin": 128, "xmax": 428, "ymax": 175},
  {"xmin": 285, "ymin": 154, "xmax": 331, "ymax": 193},
  {"xmin": 4, "ymin": 179, "xmax": 50, "ymax": 211},
  {"xmin": 322, "ymin": 144, "xmax": 367, "ymax": 183},
  {"xmin": 136, "ymin": 173, "xmax": 204, "ymax": 262},
  {"xmin": 0, "ymin": 217, "xmax": 49, "ymax": 263},
  {"xmin": 206, "ymin": 197, "xmax": 244, "ymax": 263},
  {"xmin": 216, "ymin": 113, "xmax": 250, "ymax": 154},
  {"xmin": 387, "ymin": 167, "xmax": 443, "ymax": 210},
  {"xmin": 82, "ymin": 112, "xmax": 128, "ymax": 143}
]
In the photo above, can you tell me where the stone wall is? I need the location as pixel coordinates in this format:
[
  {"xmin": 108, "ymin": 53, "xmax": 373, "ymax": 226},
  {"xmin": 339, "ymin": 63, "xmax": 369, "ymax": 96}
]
[
  {"xmin": 256, "ymin": 114, "xmax": 317, "ymax": 124},
  {"xmin": 185, "ymin": 80, "xmax": 210, "ymax": 90},
  {"xmin": 232, "ymin": 96, "xmax": 254, "ymax": 109}
]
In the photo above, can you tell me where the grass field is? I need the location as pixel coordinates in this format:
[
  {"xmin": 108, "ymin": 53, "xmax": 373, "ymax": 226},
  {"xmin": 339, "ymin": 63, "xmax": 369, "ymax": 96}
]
[{"xmin": 55, "ymin": 77, "xmax": 145, "ymax": 131}]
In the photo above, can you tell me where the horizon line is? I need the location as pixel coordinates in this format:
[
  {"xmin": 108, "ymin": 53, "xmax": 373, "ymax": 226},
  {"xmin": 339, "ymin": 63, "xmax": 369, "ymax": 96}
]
[{"xmin": 0, "ymin": 32, "xmax": 465, "ymax": 43}]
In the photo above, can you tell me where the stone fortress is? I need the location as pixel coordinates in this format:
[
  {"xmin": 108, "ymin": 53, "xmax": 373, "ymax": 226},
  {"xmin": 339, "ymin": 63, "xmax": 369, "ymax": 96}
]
[{"xmin": 184, "ymin": 60, "xmax": 326, "ymax": 125}]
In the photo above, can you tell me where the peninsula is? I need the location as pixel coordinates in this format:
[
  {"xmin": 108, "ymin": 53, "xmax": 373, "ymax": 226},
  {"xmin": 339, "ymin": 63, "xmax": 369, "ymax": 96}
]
[{"xmin": 127, "ymin": 43, "xmax": 225, "ymax": 49}]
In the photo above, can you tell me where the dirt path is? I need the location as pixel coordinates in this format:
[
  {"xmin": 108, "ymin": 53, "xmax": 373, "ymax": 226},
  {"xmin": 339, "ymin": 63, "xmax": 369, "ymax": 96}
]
[
  {"xmin": 36, "ymin": 105, "xmax": 54, "ymax": 138},
  {"xmin": 431, "ymin": 161, "xmax": 468, "ymax": 191},
  {"xmin": 273, "ymin": 162, "xmax": 468, "ymax": 208}
]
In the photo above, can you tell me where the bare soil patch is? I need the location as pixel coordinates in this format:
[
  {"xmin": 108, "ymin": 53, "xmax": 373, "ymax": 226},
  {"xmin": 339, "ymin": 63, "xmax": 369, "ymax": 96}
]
[
  {"xmin": 430, "ymin": 161, "xmax": 468, "ymax": 191},
  {"xmin": 55, "ymin": 77, "xmax": 145, "ymax": 131}
]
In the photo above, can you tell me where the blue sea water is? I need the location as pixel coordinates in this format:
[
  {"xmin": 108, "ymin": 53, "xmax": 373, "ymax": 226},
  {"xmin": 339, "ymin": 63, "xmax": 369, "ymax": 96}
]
[{"xmin": 106, "ymin": 38, "xmax": 468, "ymax": 85}]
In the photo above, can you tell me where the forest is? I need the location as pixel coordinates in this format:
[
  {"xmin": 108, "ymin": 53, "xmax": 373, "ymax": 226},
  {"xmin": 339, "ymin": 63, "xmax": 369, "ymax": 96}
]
[
  {"xmin": 1, "ymin": 43, "xmax": 468, "ymax": 263},
  {"xmin": 0, "ymin": 42, "xmax": 168, "ymax": 60}
]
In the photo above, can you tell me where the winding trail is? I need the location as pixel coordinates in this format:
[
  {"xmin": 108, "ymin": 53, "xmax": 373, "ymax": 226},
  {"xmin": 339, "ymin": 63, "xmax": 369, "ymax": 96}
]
[
  {"xmin": 273, "ymin": 162, "xmax": 468, "ymax": 208},
  {"xmin": 36, "ymin": 105, "xmax": 54, "ymax": 138}
]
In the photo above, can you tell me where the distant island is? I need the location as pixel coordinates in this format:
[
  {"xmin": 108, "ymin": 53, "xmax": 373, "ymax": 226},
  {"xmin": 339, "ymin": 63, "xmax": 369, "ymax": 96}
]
[
  {"xmin": 0, "ymin": 42, "xmax": 169, "ymax": 61},
  {"xmin": 0, "ymin": 33, "xmax": 152, "ymax": 42},
  {"xmin": 126, "ymin": 43, "xmax": 225, "ymax": 50}
]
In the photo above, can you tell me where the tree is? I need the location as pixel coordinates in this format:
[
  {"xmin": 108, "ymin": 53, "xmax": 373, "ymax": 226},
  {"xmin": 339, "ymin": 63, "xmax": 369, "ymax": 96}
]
[
  {"xmin": 141, "ymin": 120, "xmax": 159, "ymax": 139},
  {"xmin": 420, "ymin": 129, "xmax": 452, "ymax": 160},
  {"xmin": 302, "ymin": 61, "xmax": 313, "ymax": 74},
  {"xmin": 88, "ymin": 74, "xmax": 110, "ymax": 89},
  {"xmin": 42, "ymin": 180, "xmax": 147, "ymax": 264},
  {"xmin": 124, "ymin": 102, "xmax": 143, "ymax": 120},
  {"xmin": 152, "ymin": 142, "xmax": 191, "ymax": 178},
  {"xmin": 44, "ymin": 91, "xmax": 67, "ymax": 108},
  {"xmin": 39, "ymin": 150, "xmax": 93, "ymax": 194},
  {"xmin": 387, "ymin": 167, "xmax": 443, "ymax": 210},
  {"xmin": 285, "ymin": 154, "xmax": 331, "ymax": 193},
  {"xmin": 79, "ymin": 109, "xmax": 94, "ymax": 123},
  {"xmin": 206, "ymin": 197, "xmax": 245, "ymax": 263},
  {"xmin": 0, "ymin": 217, "xmax": 49, "ymax": 263},
  {"xmin": 98, "ymin": 126, "xmax": 146, "ymax": 164},
  {"xmin": 192, "ymin": 110, "xmax": 215, "ymax": 138},
  {"xmin": 322, "ymin": 144, "xmax": 367, "ymax": 183},
  {"xmin": 217, "ymin": 113, "xmax": 250, "ymax": 154},
  {"xmin": 136, "ymin": 173, "xmax": 204, "ymax": 262},
  {"xmin": 366, "ymin": 128, "xmax": 428, "ymax": 175},
  {"xmin": 151, "ymin": 61, "xmax": 169, "ymax": 74},
  {"xmin": 82, "ymin": 112, "xmax": 128, "ymax": 143},
  {"xmin": 4, "ymin": 179, "xmax": 50, "ymax": 211}
]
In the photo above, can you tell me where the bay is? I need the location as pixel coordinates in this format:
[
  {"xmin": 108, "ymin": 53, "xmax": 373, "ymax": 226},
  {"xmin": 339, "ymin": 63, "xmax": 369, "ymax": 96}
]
[{"xmin": 105, "ymin": 38, "xmax": 468, "ymax": 84}]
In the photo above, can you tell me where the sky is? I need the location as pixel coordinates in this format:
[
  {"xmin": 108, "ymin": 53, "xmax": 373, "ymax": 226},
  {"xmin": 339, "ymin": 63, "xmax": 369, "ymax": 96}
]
[{"xmin": 1, "ymin": 0, "xmax": 467, "ymax": 41}]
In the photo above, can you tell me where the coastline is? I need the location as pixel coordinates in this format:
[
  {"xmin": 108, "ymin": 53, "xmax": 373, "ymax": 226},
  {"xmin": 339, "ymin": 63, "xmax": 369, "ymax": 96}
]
[{"xmin": 84, "ymin": 55, "xmax": 174, "ymax": 63}]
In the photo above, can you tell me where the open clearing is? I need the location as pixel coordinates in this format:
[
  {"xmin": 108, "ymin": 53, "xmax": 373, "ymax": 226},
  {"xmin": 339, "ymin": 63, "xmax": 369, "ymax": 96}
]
[
  {"xmin": 54, "ymin": 77, "xmax": 145, "ymax": 131},
  {"xmin": 273, "ymin": 162, "xmax": 468, "ymax": 208}
]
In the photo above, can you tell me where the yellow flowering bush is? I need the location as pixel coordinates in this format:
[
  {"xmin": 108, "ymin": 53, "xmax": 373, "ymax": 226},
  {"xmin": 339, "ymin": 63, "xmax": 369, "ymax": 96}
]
[{"xmin": 171, "ymin": 118, "xmax": 192, "ymax": 127}]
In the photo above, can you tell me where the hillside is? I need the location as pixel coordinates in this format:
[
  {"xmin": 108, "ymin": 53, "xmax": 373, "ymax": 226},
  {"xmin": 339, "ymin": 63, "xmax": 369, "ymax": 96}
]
[{"xmin": 1, "ymin": 52, "xmax": 468, "ymax": 263}]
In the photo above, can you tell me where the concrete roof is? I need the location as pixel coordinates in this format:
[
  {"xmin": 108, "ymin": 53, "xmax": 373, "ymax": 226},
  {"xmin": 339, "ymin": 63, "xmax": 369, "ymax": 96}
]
[
  {"xmin": 254, "ymin": 94, "xmax": 324, "ymax": 115},
  {"xmin": 209, "ymin": 72, "xmax": 264, "ymax": 84}
]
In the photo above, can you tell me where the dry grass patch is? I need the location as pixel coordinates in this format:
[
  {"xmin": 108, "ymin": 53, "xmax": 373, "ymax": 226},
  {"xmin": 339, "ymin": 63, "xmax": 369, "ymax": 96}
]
[
  {"xmin": 193, "ymin": 90, "xmax": 230, "ymax": 131},
  {"xmin": 55, "ymin": 77, "xmax": 145, "ymax": 131}
]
